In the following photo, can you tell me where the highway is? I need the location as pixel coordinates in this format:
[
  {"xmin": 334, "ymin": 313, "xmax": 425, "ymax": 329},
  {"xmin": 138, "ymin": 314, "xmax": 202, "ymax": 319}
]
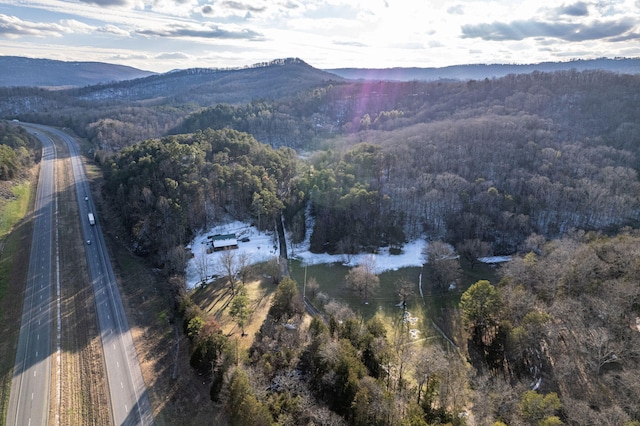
[
  {"xmin": 9, "ymin": 124, "xmax": 154, "ymax": 426},
  {"xmin": 6, "ymin": 129, "xmax": 56, "ymax": 426}
]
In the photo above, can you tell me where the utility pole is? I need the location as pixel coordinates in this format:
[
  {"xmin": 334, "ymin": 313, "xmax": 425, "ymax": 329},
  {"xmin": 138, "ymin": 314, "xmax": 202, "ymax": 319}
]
[{"xmin": 303, "ymin": 265, "xmax": 307, "ymax": 299}]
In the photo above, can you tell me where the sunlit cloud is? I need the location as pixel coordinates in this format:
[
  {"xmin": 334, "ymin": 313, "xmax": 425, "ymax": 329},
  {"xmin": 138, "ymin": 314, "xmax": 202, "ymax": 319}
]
[
  {"xmin": 333, "ymin": 40, "xmax": 367, "ymax": 47},
  {"xmin": 60, "ymin": 19, "xmax": 94, "ymax": 33},
  {"xmin": 461, "ymin": 17, "xmax": 637, "ymax": 42},
  {"xmin": 554, "ymin": 2, "xmax": 590, "ymax": 17},
  {"xmin": 0, "ymin": 14, "xmax": 70, "ymax": 38},
  {"xmin": 78, "ymin": 0, "xmax": 131, "ymax": 7},
  {"xmin": 447, "ymin": 5, "xmax": 464, "ymax": 15},
  {"xmin": 136, "ymin": 23, "xmax": 264, "ymax": 40},
  {"xmin": 156, "ymin": 51, "xmax": 190, "ymax": 59},
  {"xmin": 97, "ymin": 24, "xmax": 131, "ymax": 36},
  {"xmin": 221, "ymin": 1, "xmax": 267, "ymax": 13}
]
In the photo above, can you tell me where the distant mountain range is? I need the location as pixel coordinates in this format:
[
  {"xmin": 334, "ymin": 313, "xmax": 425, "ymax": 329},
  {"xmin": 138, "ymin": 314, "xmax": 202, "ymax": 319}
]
[
  {"xmin": 0, "ymin": 56, "xmax": 155, "ymax": 88},
  {"xmin": 73, "ymin": 58, "xmax": 341, "ymax": 105},
  {"xmin": 1, "ymin": 55, "xmax": 640, "ymax": 90},
  {"xmin": 327, "ymin": 57, "xmax": 640, "ymax": 81}
]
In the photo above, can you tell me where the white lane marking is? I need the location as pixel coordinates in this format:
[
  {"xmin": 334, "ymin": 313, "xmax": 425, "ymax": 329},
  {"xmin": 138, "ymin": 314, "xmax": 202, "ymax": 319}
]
[
  {"xmin": 35, "ymin": 351, "xmax": 38, "ymax": 357},
  {"xmin": 31, "ymin": 393, "xmax": 34, "ymax": 400},
  {"xmin": 34, "ymin": 371, "xmax": 36, "ymax": 377},
  {"xmin": 121, "ymin": 382, "xmax": 124, "ymax": 389},
  {"xmin": 37, "ymin": 334, "xmax": 39, "ymax": 340},
  {"xmin": 117, "ymin": 362, "xmax": 119, "ymax": 368}
]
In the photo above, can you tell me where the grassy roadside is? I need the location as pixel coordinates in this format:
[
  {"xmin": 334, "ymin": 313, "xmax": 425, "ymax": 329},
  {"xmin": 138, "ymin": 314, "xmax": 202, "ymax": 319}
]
[
  {"xmin": 0, "ymin": 170, "xmax": 37, "ymax": 425},
  {"xmin": 0, "ymin": 181, "xmax": 33, "ymax": 240}
]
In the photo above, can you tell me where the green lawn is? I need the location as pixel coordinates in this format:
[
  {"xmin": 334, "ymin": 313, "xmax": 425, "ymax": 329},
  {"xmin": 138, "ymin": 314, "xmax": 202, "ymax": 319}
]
[{"xmin": 288, "ymin": 256, "xmax": 502, "ymax": 347}]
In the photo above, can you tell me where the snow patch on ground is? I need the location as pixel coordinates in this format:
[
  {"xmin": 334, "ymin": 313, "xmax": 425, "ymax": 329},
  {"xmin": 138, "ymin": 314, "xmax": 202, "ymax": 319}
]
[
  {"xmin": 292, "ymin": 239, "xmax": 427, "ymax": 274},
  {"xmin": 185, "ymin": 221, "xmax": 279, "ymax": 289},
  {"xmin": 185, "ymin": 220, "xmax": 427, "ymax": 290},
  {"xmin": 479, "ymin": 256, "xmax": 512, "ymax": 264}
]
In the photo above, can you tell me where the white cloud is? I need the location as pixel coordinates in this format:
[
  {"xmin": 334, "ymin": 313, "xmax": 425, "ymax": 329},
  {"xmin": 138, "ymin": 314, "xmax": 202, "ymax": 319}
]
[
  {"xmin": 60, "ymin": 19, "xmax": 95, "ymax": 33},
  {"xmin": 0, "ymin": 14, "xmax": 70, "ymax": 38},
  {"xmin": 97, "ymin": 24, "xmax": 131, "ymax": 36}
]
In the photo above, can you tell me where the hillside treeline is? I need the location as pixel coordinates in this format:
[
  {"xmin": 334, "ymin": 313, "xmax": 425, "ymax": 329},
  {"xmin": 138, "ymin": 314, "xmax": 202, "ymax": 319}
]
[
  {"xmin": 4, "ymin": 69, "xmax": 640, "ymax": 160},
  {"xmin": 0, "ymin": 122, "xmax": 36, "ymax": 180},
  {"xmin": 102, "ymin": 128, "xmax": 302, "ymax": 267},
  {"xmin": 170, "ymin": 72, "xmax": 640, "ymax": 253}
]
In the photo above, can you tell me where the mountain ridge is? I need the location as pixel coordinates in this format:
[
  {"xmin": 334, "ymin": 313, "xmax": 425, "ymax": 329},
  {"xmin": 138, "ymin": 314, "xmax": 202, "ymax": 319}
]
[
  {"xmin": 0, "ymin": 56, "xmax": 156, "ymax": 88},
  {"xmin": 327, "ymin": 57, "xmax": 640, "ymax": 81},
  {"xmin": 3, "ymin": 55, "xmax": 640, "ymax": 89}
]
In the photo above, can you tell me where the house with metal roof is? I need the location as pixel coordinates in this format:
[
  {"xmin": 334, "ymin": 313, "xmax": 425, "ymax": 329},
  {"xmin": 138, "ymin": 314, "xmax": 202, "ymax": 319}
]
[{"xmin": 208, "ymin": 233, "xmax": 239, "ymax": 251}]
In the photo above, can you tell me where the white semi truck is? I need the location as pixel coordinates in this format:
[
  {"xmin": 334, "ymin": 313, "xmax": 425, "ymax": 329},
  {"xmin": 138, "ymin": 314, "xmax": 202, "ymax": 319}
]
[{"xmin": 88, "ymin": 212, "xmax": 95, "ymax": 225}]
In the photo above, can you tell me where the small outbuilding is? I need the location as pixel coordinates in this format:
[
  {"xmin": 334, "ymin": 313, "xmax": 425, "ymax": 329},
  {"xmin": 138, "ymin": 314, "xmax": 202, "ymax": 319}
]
[{"xmin": 209, "ymin": 233, "xmax": 239, "ymax": 251}]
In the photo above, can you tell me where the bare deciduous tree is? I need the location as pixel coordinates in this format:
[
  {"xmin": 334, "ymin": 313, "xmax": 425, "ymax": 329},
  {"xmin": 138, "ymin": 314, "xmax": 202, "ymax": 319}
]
[
  {"xmin": 325, "ymin": 300, "xmax": 356, "ymax": 324},
  {"xmin": 306, "ymin": 276, "xmax": 319, "ymax": 299},
  {"xmin": 217, "ymin": 249, "xmax": 239, "ymax": 294},
  {"xmin": 395, "ymin": 277, "xmax": 415, "ymax": 308},
  {"xmin": 586, "ymin": 327, "xmax": 624, "ymax": 375},
  {"xmin": 345, "ymin": 255, "xmax": 380, "ymax": 304},
  {"xmin": 422, "ymin": 241, "xmax": 461, "ymax": 290},
  {"xmin": 196, "ymin": 250, "xmax": 210, "ymax": 285},
  {"xmin": 413, "ymin": 344, "xmax": 448, "ymax": 406},
  {"xmin": 457, "ymin": 238, "xmax": 491, "ymax": 269}
]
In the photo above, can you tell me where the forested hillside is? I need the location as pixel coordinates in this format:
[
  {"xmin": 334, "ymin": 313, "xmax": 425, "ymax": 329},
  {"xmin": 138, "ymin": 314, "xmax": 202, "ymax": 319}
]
[
  {"xmin": 103, "ymin": 129, "xmax": 303, "ymax": 266},
  {"xmin": 6, "ymin": 61, "xmax": 640, "ymax": 425},
  {"xmin": 0, "ymin": 122, "xmax": 36, "ymax": 181},
  {"xmin": 0, "ymin": 58, "xmax": 342, "ymax": 150},
  {"xmin": 96, "ymin": 67, "xmax": 640, "ymax": 425}
]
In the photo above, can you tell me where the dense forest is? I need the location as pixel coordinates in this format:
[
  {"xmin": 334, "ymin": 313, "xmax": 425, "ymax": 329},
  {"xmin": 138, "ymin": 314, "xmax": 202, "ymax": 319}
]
[
  {"xmin": 4, "ymin": 64, "xmax": 640, "ymax": 424},
  {"xmin": 102, "ymin": 128, "xmax": 302, "ymax": 267},
  {"xmin": 101, "ymin": 72, "xmax": 640, "ymax": 258}
]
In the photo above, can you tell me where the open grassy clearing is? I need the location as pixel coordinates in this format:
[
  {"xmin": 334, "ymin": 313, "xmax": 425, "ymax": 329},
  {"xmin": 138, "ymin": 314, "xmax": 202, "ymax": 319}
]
[
  {"xmin": 190, "ymin": 271, "xmax": 278, "ymax": 352},
  {"xmin": 287, "ymin": 256, "xmax": 500, "ymax": 347},
  {"xmin": 191, "ymin": 254, "xmax": 500, "ymax": 353}
]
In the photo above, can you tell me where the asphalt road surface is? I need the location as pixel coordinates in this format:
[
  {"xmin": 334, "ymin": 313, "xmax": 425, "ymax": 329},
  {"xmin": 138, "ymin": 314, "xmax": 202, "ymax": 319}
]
[
  {"xmin": 9, "ymin": 124, "xmax": 154, "ymax": 426},
  {"xmin": 7, "ymin": 128, "xmax": 56, "ymax": 426}
]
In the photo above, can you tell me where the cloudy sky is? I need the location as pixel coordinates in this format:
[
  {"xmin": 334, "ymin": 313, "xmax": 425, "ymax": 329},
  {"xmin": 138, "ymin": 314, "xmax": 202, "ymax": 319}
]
[{"xmin": 1, "ymin": 0, "xmax": 639, "ymax": 72}]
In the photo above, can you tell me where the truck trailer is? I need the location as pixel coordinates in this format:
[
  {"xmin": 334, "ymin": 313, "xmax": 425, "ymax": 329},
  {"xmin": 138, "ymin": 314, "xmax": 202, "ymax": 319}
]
[{"xmin": 88, "ymin": 212, "xmax": 95, "ymax": 225}]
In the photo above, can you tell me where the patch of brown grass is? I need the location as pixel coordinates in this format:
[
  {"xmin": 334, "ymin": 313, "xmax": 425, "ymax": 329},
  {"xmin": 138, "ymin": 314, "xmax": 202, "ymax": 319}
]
[{"xmin": 0, "ymin": 209, "xmax": 33, "ymax": 422}]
